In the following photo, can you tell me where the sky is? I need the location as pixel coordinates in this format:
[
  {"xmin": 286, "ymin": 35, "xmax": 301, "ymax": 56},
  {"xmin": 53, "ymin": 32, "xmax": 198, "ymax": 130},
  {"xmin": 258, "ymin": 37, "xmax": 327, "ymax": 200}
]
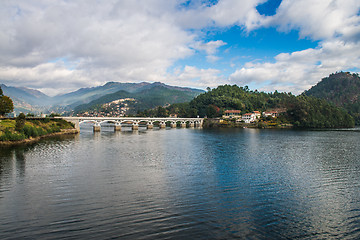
[{"xmin": 1, "ymin": 0, "xmax": 360, "ymax": 96}]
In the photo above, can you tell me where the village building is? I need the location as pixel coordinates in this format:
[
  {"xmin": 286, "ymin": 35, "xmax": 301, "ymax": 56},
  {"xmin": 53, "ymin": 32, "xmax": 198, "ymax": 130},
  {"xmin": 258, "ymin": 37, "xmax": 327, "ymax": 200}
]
[
  {"xmin": 241, "ymin": 113, "xmax": 256, "ymax": 123},
  {"xmin": 223, "ymin": 110, "xmax": 241, "ymax": 119},
  {"xmin": 253, "ymin": 111, "xmax": 261, "ymax": 119},
  {"xmin": 240, "ymin": 111, "xmax": 262, "ymax": 123},
  {"xmin": 262, "ymin": 111, "xmax": 278, "ymax": 118}
]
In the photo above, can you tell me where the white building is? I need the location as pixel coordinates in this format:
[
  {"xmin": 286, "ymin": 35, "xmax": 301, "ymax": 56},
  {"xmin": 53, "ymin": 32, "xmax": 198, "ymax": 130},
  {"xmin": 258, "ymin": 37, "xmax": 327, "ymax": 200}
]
[
  {"xmin": 241, "ymin": 111, "xmax": 261, "ymax": 123},
  {"xmin": 262, "ymin": 111, "xmax": 278, "ymax": 118},
  {"xmin": 242, "ymin": 113, "xmax": 256, "ymax": 123}
]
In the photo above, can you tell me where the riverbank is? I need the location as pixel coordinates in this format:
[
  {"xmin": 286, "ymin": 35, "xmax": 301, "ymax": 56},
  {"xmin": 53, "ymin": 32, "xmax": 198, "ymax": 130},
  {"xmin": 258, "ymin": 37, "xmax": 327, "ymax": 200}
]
[
  {"xmin": 0, "ymin": 118, "xmax": 78, "ymax": 147},
  {"xmin": 203, "ymin": 118, "xmax": 294, "ymax": 129},
  {"xmin": 0, "ymin": 128, "xmax": 79, "ymax": 147}
]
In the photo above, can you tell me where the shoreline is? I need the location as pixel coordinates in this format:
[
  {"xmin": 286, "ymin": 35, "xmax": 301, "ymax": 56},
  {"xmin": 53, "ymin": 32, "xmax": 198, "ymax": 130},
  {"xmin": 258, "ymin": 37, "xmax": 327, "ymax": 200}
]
[
  {"xmin": 0, "ymin": 128, "xmax": 79, "ymax": 147},
  {"xmin": 202, "ymin": 119, "xmax": 294, "ymax": 129}
]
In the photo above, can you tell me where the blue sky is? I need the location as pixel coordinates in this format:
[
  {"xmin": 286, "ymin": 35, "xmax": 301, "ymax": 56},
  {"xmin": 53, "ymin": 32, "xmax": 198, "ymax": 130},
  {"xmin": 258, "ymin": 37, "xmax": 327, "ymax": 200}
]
[{"xmin": 1, "ymin": 0, "xmax": 360, "ymax": 95}]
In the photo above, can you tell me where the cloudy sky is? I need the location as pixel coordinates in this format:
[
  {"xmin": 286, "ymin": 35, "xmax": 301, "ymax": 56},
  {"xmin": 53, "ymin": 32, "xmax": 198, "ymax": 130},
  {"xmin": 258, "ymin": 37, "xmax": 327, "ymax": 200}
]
[{"xmin": 1, "ymin": 0, "xmax": 360, "ymax": 96}]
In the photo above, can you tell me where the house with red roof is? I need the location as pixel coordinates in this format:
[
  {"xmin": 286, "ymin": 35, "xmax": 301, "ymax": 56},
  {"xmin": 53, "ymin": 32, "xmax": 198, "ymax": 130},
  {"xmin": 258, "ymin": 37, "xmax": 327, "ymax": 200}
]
[
  {"xmin": 223, "ymin": 110, "xmax": 241, "ymax": 119},
  {"xmin": 241, "ymin": 111, "xmax": 261, "ymax": 123},
  {"xmin": 262, "ymin": 111, "xmax": 278, "ymax": 118}
]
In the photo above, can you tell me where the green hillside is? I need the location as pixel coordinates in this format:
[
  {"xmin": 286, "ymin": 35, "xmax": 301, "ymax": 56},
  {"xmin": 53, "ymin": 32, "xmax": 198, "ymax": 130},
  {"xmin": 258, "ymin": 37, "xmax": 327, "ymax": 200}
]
[
  {"xmin": 304, "ymin": 72, "xmax": 360, "ymax": 124},
  {"xmin": 146, "ymin": 84, "xmax": 354, "ymax": 128},
  {"xmin": 74, "ymin": 85, "xmax": 202, "ymax": 114}
]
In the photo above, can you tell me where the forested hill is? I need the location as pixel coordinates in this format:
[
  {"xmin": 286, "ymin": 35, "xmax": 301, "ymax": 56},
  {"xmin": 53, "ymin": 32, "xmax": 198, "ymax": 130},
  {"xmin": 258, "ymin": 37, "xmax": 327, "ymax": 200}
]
[
  {"xmin": 304, "ymin": 72, "xmax": 360, "ymax": 124},
  {"xmin": 150, "ymin": 85, "xmax": 354, "ymax": 128},
  {"xmin": 74, "ymin": 85, "xmax": 202, "ymax": 114}
]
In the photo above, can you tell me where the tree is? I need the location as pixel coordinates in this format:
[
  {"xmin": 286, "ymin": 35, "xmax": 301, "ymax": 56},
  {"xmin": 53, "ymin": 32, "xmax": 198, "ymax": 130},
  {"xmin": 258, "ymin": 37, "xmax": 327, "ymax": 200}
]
[
  {"xmin": 0, "ymin": 86, "xmax": 14, "ymax": 116},
  {"xmin": 15, "ymin": 113, "xmax": 26, "ymax": 131},
  {"xmin": 156, "ymin": 106, "xmax": 167, "ymax": 117}
]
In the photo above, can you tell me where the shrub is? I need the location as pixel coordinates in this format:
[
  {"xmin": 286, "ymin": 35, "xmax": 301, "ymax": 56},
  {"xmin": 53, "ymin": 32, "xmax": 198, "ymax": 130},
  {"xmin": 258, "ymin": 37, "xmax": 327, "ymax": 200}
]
[
  {"xmin": 0, "ymin": 129, "xmax": 25, "ymax": 141},
  {"xmin": 23, "ymin": 125, "xmax": 38, "ymax": 138},
  {"xmin": 15, "ymin": 113, "xmax": 26, "ymax": 131},
  {"xmin": 37, "ymin": 127, "xmax": 46, "ymax": 136}
]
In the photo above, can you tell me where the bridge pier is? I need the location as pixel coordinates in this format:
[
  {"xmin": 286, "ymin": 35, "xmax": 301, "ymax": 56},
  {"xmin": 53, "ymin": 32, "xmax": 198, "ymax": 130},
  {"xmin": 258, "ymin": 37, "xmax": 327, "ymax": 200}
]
[
  {"xmin": 114, "ymin": 123, "xmax": 121, "ymax": 131},
  {"xmin": 180, "ymin": 122, "xmax": 186, "ymax": 128},
  {"xmin": 132, "ymin": 123, "xmax": 139, "ymax": 130},
  {"xmin": 159, "ymin": 121, "xmax": 166, "ymax": 129},
  {"xmin": 170, "ymin": 122, "xmax": 176, "ymax": 128},
  {"xmin": 189, "ymin": 122, "xmax": 194, "ymax": 128},
  {"xmin": 66, "ymin": 119, "xmax": 80, "ymax": 132},
  {"xmin": 147, "ymin": 123, "xmax": 153, "ymax": 129},
  {"xmin": 93, "ymin": 123, "xmax": 101, "ymax": 132}
]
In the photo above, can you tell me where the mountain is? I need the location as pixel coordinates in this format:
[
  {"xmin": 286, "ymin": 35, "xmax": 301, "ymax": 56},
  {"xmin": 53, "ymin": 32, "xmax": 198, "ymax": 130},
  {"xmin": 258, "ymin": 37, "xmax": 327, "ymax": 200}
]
[
  {"xmin": 0, "ymin": 84, "xmax": 53, "ymax": 113},
  {"xmin": 74, "ymin": 85, "xmax": 204, "ymax": 114},
  {"xmin": 0, "ymin": 82, "xmax": 204, "ymax": 114},
  {"xmin": 53, "ymin": 82, "xmax": 151, "ymax": 107},
  {"xmin": 54, "ymin": 82, "xmax": 203, "ymax": 108},
  {"xmin": 304, "ymin": 72, "xmax": 360, "ymax": 124},
  {"xmin": 1, "ymin": 84, "xmax": 51, "ymax": 106}
]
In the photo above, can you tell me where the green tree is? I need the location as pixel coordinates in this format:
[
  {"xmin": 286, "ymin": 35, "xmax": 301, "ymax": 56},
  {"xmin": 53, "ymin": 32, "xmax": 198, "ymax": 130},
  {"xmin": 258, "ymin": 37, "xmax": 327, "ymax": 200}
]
[
  {"xmin": 156, "ymin": 106, "xmax": 167, "ymax": 117},
  {"xmin": 15, "ymin": 113, "xmax": 26, "ymax": 131},
  {"xmin": 0, "ymin": 87, "xmax": 14, "ymax": 116}
]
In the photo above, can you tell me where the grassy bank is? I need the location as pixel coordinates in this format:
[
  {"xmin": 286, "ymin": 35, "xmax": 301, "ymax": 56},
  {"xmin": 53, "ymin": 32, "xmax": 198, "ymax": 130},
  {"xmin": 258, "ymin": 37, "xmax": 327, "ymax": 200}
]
[{"xmin": 0, "ymin": 118, "xmax": 76, "ymax": 142}]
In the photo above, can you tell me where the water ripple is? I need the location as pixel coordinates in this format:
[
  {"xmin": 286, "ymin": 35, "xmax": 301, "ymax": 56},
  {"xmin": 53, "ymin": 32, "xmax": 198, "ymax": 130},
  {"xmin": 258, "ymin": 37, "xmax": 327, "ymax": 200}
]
[{"xmin": 0, "ymin": 128, "xmax": 360, "ymax": 239}]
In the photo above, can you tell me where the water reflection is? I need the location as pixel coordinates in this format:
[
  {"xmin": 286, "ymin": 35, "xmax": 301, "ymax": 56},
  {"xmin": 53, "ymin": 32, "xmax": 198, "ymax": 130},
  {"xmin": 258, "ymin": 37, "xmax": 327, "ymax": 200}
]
[{"xmin": 0, "ymin": 128, "xmax": 359, "ymax": 239}]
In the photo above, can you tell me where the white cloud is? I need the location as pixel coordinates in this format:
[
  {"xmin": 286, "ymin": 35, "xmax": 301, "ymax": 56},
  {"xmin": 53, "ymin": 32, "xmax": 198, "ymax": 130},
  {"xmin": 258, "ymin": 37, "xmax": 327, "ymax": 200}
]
[
  {"xmin": 207, "ymin": 0, "xmax": 267, "ymax": 30},
  {"xmin": 168, "ymin": 65, "xmax": 225, "ymax": 89},
  {"xmin": 227, "ymin": 0, "xmax": 360, "ymax": 93},
  {"xmin": 0, "ymin": 0, "xmax": 197, "ymax": 93},
  {"xmin": 268, "ymin": 0, "xmax": 360, "ymax": 41},
  {"xmin": 192, "ymin": 40, "xmax": 226, "ymax": 62},
  {"xmin": 193, "ymin": 40, "xmax": 227, "ymax": 55},
  {"xmin": 1, "ymin": 0, "xmax": 360, "ymax": 96},
  {"xmin": 230, "ymin": 40, "xmax": 360, "ymax": 94},
  {"xmin": 0, "ymin": 61, "xmax": 92, "ymax": 96}
]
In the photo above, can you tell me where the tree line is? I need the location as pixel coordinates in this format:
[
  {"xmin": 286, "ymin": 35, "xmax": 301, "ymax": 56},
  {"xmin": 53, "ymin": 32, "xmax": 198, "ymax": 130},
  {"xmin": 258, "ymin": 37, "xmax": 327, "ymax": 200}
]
[{"xmin": 137, "ymin": 84, "xmax": 355, "ymax": 128}]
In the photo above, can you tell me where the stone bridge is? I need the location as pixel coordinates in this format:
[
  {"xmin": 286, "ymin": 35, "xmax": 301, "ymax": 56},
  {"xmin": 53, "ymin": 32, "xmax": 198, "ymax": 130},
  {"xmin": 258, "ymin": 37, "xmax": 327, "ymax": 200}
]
[{"xmin": 60, "ymin": 117, "xmax": 204, "ymax": 132}]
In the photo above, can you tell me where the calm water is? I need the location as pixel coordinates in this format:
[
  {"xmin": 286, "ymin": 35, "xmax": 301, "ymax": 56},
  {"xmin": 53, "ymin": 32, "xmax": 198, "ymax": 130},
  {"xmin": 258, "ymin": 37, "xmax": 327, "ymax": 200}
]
[{"xmin": 1, "ymin": 127, "xmax": 360, "ymax": 239}]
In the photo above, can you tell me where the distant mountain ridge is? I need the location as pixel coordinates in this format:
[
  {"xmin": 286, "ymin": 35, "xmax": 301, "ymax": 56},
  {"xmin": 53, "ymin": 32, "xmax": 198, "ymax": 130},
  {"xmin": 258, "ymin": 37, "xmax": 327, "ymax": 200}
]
[
  {"xmin": 0, "ymin": 84, "xmax": 51, "ymax": 106},
  {"xmin": 55, "ymin": 81, "xmax": 203, "ymax": 108},
  {"xmin": 74, "ymin": 85, "xmax": 204, "ymax": 114},
  {"xmin": 0, "ymin": 82, "xmax": 204, "ymax": 114},
  {"xmin": 304, "ymin": 72, "xmax": 360, "ymax": 124}
]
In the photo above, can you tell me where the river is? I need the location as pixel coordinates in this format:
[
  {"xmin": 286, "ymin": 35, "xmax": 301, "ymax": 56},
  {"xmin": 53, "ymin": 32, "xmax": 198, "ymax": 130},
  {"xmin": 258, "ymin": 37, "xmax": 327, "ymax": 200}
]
[{"xmin": 1, "ymin": 127, "xmax": 360, "ymax": 239}]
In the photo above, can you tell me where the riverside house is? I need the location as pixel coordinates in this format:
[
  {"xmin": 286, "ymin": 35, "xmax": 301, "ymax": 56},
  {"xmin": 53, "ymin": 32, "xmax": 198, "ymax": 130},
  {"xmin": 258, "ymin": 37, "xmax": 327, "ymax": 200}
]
[
  {"xmin": 241, "ymin": 111, "xmax": 261, "ymax": 123},
  {"xmin": 241, "ymin": 113, "xmax": 256, "ymax": 123},
  {"xmin": 262, "ymin": 111, "xmax": 278, "ymax": 118},
  {"xmin": 223, "ymin": 110, "xmax": 242, "ymax": 119},
  {"xmin": 223, "ymin": 110, "xmax": 262, "ymax": 123}
]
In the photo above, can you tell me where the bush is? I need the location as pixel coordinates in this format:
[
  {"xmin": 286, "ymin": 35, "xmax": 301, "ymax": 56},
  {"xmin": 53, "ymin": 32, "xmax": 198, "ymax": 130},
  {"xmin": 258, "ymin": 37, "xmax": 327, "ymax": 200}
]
[
  {"xmin": 37, "ymin": 127, "xmax": 46, "ymax": 136},
  {"xmin": 0, "ymin": 129, "xmax": 25, "ymax": 141},
  {"xmin": 15, "ymin": 113, "xmax": 26, "ymax": 131},
  {"xmin": 23, "ymin": 125, "xmax": 39, "ymax": 138}
]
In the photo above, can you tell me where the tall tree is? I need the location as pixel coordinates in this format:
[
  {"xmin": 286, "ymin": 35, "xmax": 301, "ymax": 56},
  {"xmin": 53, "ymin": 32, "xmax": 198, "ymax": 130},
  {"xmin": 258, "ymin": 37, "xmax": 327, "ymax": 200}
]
[
  {"xmin": 15, "ymin": 113, "xmax": 26, "ymax": 131},
  {"xmin": 0, "ymin": 87, "xmax": 14, "ymax": 116}
]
